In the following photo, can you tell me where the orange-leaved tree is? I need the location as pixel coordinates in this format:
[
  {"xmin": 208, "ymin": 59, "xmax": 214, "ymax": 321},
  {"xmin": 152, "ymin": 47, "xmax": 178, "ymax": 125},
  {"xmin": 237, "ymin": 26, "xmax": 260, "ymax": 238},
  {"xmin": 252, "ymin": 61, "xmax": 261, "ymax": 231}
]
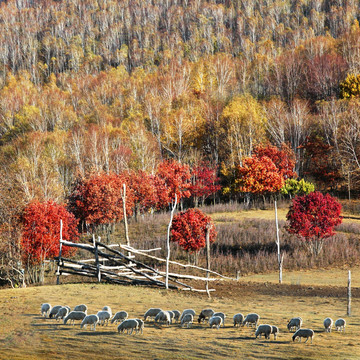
[{"xmin": 21, "ymin": 200, "xmax": 79, "ymax": 283}]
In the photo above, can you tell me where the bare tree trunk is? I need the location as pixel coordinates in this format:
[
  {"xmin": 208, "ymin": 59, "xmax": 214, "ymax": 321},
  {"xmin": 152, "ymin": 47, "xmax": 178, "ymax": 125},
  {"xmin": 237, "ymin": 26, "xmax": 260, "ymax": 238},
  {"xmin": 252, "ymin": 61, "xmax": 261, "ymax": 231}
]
[
  {"xmin": 95, "ymin": 235, "xmax": 101, "ymax": 282},
  {"xmin": 275, "ymin": 200, "xmax": 283, "ymax": 284},
  {"xmin": 166, "ymin": 194, "xmax": 177, "ymax": 289},
  {"xmin": 121, "ymin": 183, "xmax": 131, "ymax": 258},
  {"xmin": 56, "ymin": 220, "xmax": 63, "ymax": 285},
  {"xmin": 205, "ymin": 225, "xmax": 211, "ymax": 298},
  {"xmin": 347, "ymin": 270, "xmax": 351, "ymax": 316}
]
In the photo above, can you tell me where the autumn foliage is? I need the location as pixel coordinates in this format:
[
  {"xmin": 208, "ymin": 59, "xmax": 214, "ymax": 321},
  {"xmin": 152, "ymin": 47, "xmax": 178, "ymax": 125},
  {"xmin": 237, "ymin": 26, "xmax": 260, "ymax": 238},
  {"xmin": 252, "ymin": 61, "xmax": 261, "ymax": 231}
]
[
  {"xmin": 190, "ymin": 163, "xmax": 221, "ymax": 205},
  {"xmin": 286, "ymin": 192, "xmax": 342, "ymax": 255},
  {"xmin": 156, "ymin": 160, "xmax": 191, "ymax": 201},
  {"xmin": 21, "ymin": 200, "xmax": 79, "ymax": 265},
  {"xmin": 171, "ymin": 208, "xmax": 216, "ymax": 252},
  {"xmin": 68, "ymin": 172, "xmax": 134, "ymax": 228},
  {"xmin": 253, "ymin": 144, "xmax": 296, "ymax": 180},
  {"xmin": 236, "ymin": 156, "xmax": 285, "ymax": 195}
]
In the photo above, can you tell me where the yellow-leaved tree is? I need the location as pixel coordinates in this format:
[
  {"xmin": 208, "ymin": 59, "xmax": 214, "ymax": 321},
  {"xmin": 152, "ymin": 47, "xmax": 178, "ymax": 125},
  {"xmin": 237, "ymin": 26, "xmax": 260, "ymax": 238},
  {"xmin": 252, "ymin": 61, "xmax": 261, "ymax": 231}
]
[
  {"xmin": 220, "ymin": 94, "xmax": 267, "ymax": 167},
  {"xmin": 340, "ymin": 73, "xmax": 360, "ymax": 98}
]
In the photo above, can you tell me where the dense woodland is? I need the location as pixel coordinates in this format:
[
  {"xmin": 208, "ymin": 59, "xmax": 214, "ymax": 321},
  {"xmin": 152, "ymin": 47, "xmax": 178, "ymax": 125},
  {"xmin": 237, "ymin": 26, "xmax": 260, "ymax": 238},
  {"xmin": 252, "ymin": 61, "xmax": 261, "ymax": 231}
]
[{"xmin": 1, "ymin": 0, "xmax": 360, "ymax": 284}]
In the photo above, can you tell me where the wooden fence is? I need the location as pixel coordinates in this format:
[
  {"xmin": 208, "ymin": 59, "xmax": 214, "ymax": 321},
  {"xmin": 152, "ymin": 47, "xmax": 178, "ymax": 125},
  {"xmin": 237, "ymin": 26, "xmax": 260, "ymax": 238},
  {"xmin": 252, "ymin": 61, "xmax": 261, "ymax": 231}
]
[{"xmin": 55, "ymin": 236, "xmax": 234, "ymax": 293}]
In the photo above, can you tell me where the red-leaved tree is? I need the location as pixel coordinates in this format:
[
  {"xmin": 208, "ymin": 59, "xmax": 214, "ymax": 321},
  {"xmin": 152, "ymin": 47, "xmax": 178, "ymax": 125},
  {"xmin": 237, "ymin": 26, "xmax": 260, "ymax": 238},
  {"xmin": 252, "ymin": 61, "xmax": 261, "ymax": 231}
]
[
  {"xmin": 190, "ymin": 162, "xmax": 221, "ymax": 206},
  {"xmin": 68, "ymin": 172, "xmax": 134, "ymax": 231},
  {"xmin": 156, "ymin": 159, "xmax": 191, "ymax": 204},
  {"xmin": 21, "ymin": 200, "xmax": 79, "ymax": 283},
  {"xmin": 253, "ymin": 143, "xmax": 296, "ymax": 180},
  {"xmin": 286, "ymin": 191, "xmax": 342, "ymax": 255},
  {"xmin": 171, "ymin": 208, "xmax": 216, "ymax": 254},
  {"xmin": 236, "ymin": 156, "xmax": 285, "ymax": 196}
]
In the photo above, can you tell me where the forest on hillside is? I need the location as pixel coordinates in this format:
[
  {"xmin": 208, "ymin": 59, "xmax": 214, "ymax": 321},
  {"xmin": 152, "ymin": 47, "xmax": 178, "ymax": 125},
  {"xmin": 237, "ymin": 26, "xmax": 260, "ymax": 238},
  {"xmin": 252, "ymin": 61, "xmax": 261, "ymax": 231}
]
[{"xmin": 1, "ymin": 0, "xmax": 360, "ymax": 284}]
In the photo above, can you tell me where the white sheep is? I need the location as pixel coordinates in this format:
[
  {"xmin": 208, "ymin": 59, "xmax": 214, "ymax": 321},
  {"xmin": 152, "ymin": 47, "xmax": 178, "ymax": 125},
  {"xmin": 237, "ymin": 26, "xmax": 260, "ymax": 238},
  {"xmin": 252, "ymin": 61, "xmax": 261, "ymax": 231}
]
[
  {"xmin": 117, "ymin": 319, "xmax": 139, "ymax": 335},
  {"xmin": 134, "ymin": 319, "xmax": 144, "ymax": 334},
  {"xmin": 181, "ymin": 313, "xmax": 193, "ymax": 328},
  {"xmin": 171, "ymin": 310, "xmax": 181, "ymax": 323},
  {"xmin": 335, "ymin": 318, "xmax": 346, "ymax": 332},
  {"xmin": 111, "ymin": 311, "xmax": 128, "ymax": 324},
  {"xmin": 243, "ymin": 313, "xmax": 260, "ymax": 328},
  {"xmin": 64, "ymin": 311, "xmax": 87, "ymax": 325},
  {"xmin": 41, "ymin": 303, "xmax": 51, "ymax": 318},
  {"xmin": 255, "ymin": 324, "xmax": 272, "ymax": 339},
  {"xmin": 213, "ymin": 312, "xmax": 226, "ymax": 327},
  {"xmin": 209, "ymin": 316, "xmax": 223, "ymax": 329},
  {"xmin": 49, "ymin": 305, "xmax": 63, "ymax": 319},
  {"xmin": 74, "ymin": 304, "xmax": 88, "ymax": 314},
  {"xmin": 80, "ymin": 314, "xmax": 99, "ymax": 331},
  {"xmin": 198, "ymin": 309, "xmax": 215, "ymax": 323},
  {"xmin": 144, "ymin": 308, "xmax": 162, "ymax": 321},
  {"xmin": 155, "ymin": 310, "xmax": 171, "ymax": 325},
  {"xmin": 324, "ymin": 317, "xmax": 333, "ymax": 332},
  {"xmin": 287, "ymin": 317, "xmax": 303, "ymax": 331},
  {"xmin": 55, "ymin": 307, "xmax": 69, "ymax": 321},
  {"xmin": 97, "ymin": 310, "xmax": 111, "ymax": 326},
  {"xmin": 292, "ymin": 328, "xmax": 314, "ymax": 343},
  {"xmin": 180, "ymin": 309, "xmax": 196, "ymax": 322},
  {"xmin": 102, "ymin": 306, "xmax": 112, "ymax": 317},
  {"xmin": 233, "ymin": 313, "xmax": 244, "ymax": 327},
  {"xmin": 271, "ymin": 325, "xmax": 279, "ymax": 340}
]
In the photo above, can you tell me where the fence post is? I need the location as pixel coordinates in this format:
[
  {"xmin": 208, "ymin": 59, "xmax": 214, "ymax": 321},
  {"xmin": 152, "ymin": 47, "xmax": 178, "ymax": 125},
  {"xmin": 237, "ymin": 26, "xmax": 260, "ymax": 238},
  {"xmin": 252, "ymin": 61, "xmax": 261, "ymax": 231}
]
[
  {"xmin": 205, "ymin": 224, "xmax": 211, "ymax": 299},
  {"xmin": 56, "ymin": 220, "xmax": 63, "ymax": 285},
  {"xmin": 95, "ymin": 236, "xmax": 101, "ymax": 282},
  {"xmin": 347, "ymin": 270, "xmax": 351, "ymax": 316},
  {"xmin": 166, "ymin": 194, "xmax": 177, "ymax": 290}
]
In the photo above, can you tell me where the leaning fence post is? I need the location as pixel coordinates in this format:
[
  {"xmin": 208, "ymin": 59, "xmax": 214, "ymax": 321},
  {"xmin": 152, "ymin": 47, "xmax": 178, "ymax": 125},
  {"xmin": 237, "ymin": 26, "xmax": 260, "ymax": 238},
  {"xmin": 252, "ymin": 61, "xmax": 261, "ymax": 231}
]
[
  {"xmin": 56, "ymin": 220, "xmax": 63, "ymax": 285},
  {"xmin": 347, "ymin": 270, "xmax": 351, "ymax": 316}
]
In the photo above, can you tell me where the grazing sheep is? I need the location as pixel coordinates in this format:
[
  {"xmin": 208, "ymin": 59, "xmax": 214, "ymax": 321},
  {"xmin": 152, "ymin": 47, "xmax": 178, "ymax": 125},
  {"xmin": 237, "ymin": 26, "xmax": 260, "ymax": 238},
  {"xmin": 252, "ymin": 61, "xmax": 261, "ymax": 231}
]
[
  {"xmin": 243, "ymin": 313, "xmax": 260, "ymax": 328},
  {"xmin": 213, "ymin": 312, "xmax": 226, "ymax": 327},
  {"xmin": 181, "ymin": 313, "xmax": 194, "ymax": 328},
  {"xmin": 144, "ymin": 308, "xmax": 162, "ymax": 322},
  {"xmin": 74, "ymin": 304, "xmax": 88, "ymax": 314},
  {"xmin": 167, "ymin": 311, "xmax": 175, "ymax": 323},
  {"xmin": 117, "ymin": 319, "xmax": 139, "ymax": 335},
  {"xmin": 102, "ymin": 306, "xmax": 112, "ymax": 317},
  {"xmin": 209, "ymin": 316, "xmax": 223, "ymax": 329},
  {"xmin": 111, "ymin": 311, "xmax": 128, "ymax": 324},
  {"xmin": 155, "ymin": 310, "xmax": 171, "ymax": 325},
  {"xmin": 64, "ymin": 311, "xmax": 87, "ymax": 325},
  {"xmin": 49, "ymin": 305, "xmax": 63, "ymax": 319},
  {"xmin": 335, "ymin": 318, "xmax": 346, "ymax": 332},
  {"xmin": 255, "ymin": 324, "xmax": 272, "ymax": 339},
  {"xmin": 287, "ymin": 317, "xmax": 303, "ymax": 332},
  {"xmin": 292, "ymin": 329, "xmax": 314, "ymax": 343},
  {"xmin": 172, "ymin": 310, "xmax": 181, "ymax": 323},
  {"xmin": 198, "ymin": 309, "xmax": 215, "ymax": 323},
  {"xmin": 233, "ymin": 313, "xmax": 244, "ymax": 327},
  {"xmin": 55, "ymin": 307, "xmax": 69, "ymax": 321},
  {"xmin": 134, "ymin": 319, "xmax": 144, "ymax": 334},
  {"xmin": 41, "ymin": 303, "xmax": 51, "ymax": 318},
  {"xmin": 180, "ymin": 309, "xmax": 196, "ymax": 322},
  {"xmin": 271, "ymin": 325, "xmax": 279, "ymax": 340},
  {"xmin": 324, "ymin": 317, "xmax": 334, "ymax": 333},
  {"xmin": 80, "ymin": 315, "xmax": 99, "ymax": 331},
  {"xmin": 97, "ymin": 311, "xmax": 111, "ymax": 326}
]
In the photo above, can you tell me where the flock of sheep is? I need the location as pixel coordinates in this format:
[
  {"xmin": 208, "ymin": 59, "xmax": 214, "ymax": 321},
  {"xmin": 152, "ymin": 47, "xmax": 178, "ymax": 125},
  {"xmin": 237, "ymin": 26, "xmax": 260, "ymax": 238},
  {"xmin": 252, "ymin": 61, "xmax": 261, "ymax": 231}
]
[{"xmin": 40, "ymin": 303, "xmax": 347, "ymax": 342}]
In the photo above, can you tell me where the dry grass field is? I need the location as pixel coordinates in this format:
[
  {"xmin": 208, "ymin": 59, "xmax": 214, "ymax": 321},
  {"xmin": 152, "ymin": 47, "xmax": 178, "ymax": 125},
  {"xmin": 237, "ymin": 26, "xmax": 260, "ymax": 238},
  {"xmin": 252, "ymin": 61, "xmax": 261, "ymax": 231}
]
[{"xmin": 0, "ymin": 279, "xmax": 359, "ymax": 360}]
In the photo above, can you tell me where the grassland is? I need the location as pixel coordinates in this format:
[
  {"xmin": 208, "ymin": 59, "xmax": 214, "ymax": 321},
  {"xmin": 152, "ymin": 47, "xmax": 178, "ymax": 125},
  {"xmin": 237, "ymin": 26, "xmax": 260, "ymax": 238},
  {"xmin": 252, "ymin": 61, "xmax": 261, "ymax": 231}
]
[{"xmin": 0, "ymin": 280, "xmax": 359, "ymax": 360}]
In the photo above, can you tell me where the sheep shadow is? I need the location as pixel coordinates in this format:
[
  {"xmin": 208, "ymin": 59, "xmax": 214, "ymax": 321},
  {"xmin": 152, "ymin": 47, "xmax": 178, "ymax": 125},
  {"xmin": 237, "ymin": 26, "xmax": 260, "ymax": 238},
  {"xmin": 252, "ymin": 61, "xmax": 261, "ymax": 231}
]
[
  {"xmin": 22, "ymin": 314, "xmax": 39, "ymax": 317},
  {"xmin": 217, "ymin": 336, "xmax": 254, "ymax": 341},
  {"xmin": 77, "ymin": 331, "xmax": 116, "ymax": 336}
]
